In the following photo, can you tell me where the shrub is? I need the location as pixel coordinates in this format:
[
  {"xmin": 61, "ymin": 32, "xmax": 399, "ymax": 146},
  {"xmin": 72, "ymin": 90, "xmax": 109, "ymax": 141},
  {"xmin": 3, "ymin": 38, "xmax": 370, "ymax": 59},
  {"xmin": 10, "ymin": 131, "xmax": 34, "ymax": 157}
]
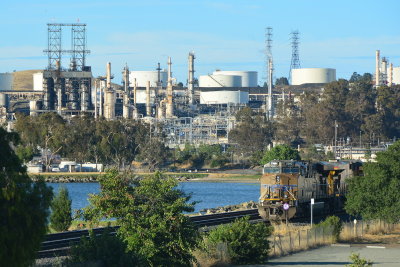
[
  {"xmin": 205, "ymin": 216, "xmax": 272, "ymax": 264},
  {"xmin": 81, "ymin": 170, "xmax": 200, "ymax": 266},
  {"xmin": 69, "ymin": 228, "xmax": 139, "ymax": 266},
  {"xmin": 346, "ymin": 253, "xmax": 373, "ymax": 267},
  {"xmin": 316, "ymin": 215, "xmax": 342, "ymax": 242},
  {"xmin": 50, "ymin": 187, "xmax": 72, "ymax": 232}
]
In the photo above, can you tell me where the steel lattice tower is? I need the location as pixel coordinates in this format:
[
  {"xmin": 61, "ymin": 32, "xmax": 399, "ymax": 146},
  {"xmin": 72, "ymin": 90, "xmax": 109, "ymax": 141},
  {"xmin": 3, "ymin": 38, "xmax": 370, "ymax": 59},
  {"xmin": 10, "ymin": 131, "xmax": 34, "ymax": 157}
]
[
  {"xmin": 44, "ymin": 23, "xmax": 90, "ymax": 70},
  {"xmin": 289, "ymin": 30, "xmax": 300, "ymax": 83},
  {"xmin": 265, "ymin": 27, "xmax": 274, "ymax": 119}
]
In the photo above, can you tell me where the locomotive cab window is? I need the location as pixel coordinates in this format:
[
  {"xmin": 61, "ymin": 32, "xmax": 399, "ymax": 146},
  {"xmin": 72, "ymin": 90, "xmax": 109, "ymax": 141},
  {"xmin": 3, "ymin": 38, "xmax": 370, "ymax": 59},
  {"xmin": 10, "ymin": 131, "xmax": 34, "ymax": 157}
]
[{"xmin": 264, "ymin": 167, "xmax": 280, "ymax": 173}]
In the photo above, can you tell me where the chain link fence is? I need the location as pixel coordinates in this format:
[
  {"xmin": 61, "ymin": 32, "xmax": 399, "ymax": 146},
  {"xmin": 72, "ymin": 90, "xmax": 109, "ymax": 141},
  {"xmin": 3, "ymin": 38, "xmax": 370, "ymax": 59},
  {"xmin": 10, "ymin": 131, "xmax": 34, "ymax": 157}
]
[{"xmin": 269, "ymin": 225, "xmax": 334, "ymax": 257}]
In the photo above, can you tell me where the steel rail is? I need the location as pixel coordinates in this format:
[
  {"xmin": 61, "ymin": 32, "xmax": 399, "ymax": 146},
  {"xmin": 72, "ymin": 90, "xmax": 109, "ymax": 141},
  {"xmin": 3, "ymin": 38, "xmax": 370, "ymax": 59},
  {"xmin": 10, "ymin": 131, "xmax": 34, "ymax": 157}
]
[{"xmin": 37, "ymin": 209, "xmax": 260, "ymax": 259}]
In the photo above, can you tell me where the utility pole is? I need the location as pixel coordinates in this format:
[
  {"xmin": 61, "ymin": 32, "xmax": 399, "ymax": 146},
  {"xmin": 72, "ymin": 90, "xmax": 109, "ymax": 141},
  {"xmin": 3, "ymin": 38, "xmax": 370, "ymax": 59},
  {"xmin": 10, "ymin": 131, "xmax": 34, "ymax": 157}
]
[{"xmin": 334, "ymin": 120, "xmax": 338, "ymax": 158}]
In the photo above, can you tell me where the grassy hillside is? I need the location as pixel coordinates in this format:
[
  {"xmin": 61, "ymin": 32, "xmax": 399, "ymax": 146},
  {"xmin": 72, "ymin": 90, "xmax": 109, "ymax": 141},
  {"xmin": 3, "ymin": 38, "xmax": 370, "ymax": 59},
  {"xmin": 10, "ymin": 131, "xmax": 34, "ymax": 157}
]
[{"xmin": 12, "ymin": 69, "xmax": 42, "ymax": 91}]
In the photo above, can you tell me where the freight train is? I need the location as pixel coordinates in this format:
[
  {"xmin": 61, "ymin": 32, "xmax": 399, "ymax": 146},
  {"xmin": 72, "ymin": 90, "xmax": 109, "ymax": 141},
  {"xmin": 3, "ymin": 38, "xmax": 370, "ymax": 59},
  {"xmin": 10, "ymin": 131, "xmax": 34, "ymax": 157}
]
[{"xmin": 258, "ymin": 160, "xmax": 362, "ymax": 221}]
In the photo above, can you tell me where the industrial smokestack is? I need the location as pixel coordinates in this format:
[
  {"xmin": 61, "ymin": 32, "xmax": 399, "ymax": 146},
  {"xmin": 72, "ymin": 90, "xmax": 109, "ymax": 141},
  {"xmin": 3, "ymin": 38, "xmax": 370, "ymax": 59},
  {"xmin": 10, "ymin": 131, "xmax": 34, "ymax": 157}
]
[
  {"xmin": 188, "ymin": 52, "xmax": 195, "ymax": 105},
  {"xmin": 376, "ymin": 50, "xmax": 380, "ymax": 87},
  {"xmin": 167, "ymin": 57, "xmax": 172, "ymax": 84},
  {"xmin": 106, "ymin": 62, "xmax": 112, "ymax": 89},
  {"xmin": 389, "ymin": 63, "xmax": 393, "ymax": 87},
  {"xmin": 146, "ymin": 80, "xmax": 151, "ymax": 116},
  {"xmin": 94, "ymin": 79, "xmax": 98, "ymax": 119},
  {"xmin": 382, "ymin": 57, "xmax": 388, "ymax": 84},
  {"xmin": 133, "ymin": 78, "xmax": 137, "ymax": 106},
  {"xmin": 123, "ymin": 64, "xmax": 130, "ymax": 119},
  {"xmin": 166, "ymin": 57, "xmax": 174, "ymax": 118}
]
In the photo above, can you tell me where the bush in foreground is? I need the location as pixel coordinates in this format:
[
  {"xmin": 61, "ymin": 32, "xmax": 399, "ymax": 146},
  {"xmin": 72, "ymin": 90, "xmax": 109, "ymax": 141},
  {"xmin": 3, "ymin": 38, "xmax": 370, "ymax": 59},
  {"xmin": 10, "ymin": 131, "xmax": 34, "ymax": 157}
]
[
  {"xmin": 69, "ymin": 228, "xmax": 139, "ymax": 266},
  {"xmin": 81, "ymin": 170, "xmax": 199, "ymax": 266},
  {"xmin": 315, "ymin": 215, "xmax": 343, "ymax": 242},
  {"xmin": 204, "ymin": 216, "xmax": 272, "ymax": 265},
  {"xmin": 50, "ymin": 187, "xmax": 72, "ymax": 232},
  {"xmin": 346, "ymin": 253, "xmax": 373, "ymax": 267}
]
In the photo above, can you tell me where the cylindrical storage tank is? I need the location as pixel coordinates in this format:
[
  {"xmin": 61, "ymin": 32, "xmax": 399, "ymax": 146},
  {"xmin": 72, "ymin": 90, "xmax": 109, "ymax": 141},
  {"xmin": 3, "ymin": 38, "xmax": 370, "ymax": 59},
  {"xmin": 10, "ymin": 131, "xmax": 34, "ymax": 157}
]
[
  {"xmin": 33, "ymin": 72, "xmax": 43, "ymax": 91},
  {"xmin": 0, "ymin": 73, "xmax": 14, "ymax": 91},
  {"xmin": 291, "ymin": 68, "xmax": 336, "ymax": 85},
  {"xmin": 392, "ymin": 67, "xmax": 400, "ymax": 85},
  {"xmin": 198, "ymin": 74, "xmax": 242, "ymax": 87},
  {"xmin": 129, "ymin": 71, "xmax": 167, "ymax": 87},
  {"xmin": 212, "ymin": 70, "xmax": 258, "ymax": 87},
  {"xmin": 200, "ymin": 90, "xmax": 249, "ymax": 104},
  {"xmin": 0, "ymin": 93, "xmax": 8, "ymax": 108},
  {"xmin": 134, "ymin": 90, "xmax": 156, "ymax": 104}
]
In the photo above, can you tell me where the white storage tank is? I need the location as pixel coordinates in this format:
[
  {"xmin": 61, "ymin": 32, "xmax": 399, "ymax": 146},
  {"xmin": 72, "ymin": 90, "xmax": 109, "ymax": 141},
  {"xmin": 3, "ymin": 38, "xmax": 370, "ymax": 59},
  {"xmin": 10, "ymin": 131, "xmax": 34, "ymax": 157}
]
[
  {"xmin": 129, "ymin": 71, "xmax": 167, "ymax": 87},
  {"xmin": 212, "ymin": 70, "xmax": 258, "ymax": 87},
  {"xmin": 0, "ymin": 73, "xmax": 14, "ymax": 91},
  {"xmin": 392, "ymin": 67, "xmax": 400, "ymax": 85},
  {"xmin": 199, "ymin": 74, "xmax": 242, "ymax": 87},
  {"xmin": 135, "ymin": 89, "xmax": 156, "ymax": 104},
  {"xmin": 200, "ymin": 90, "xmax": 249, "ymax": 105},
  {"xmin": 291, "ymin": 68, "xmax": 336, "ymax": 85},
  {"xmin": 33, "ymin": 72, "xmax": 44, "ymax": 91}
]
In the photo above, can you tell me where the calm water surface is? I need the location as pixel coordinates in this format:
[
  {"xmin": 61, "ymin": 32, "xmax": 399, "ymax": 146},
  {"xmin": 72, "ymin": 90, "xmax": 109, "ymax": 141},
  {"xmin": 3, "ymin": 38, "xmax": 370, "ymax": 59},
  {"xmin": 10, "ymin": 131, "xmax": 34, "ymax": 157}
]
[{"xmin": 48, "ymin": 182, "xmax": 259, "ymax": 213}]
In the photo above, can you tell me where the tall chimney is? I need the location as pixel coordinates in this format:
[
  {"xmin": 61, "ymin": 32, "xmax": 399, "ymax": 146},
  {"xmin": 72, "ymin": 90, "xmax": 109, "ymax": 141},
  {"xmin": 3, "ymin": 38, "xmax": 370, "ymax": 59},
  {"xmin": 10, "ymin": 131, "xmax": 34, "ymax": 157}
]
[
  {"xmin": 389, "ymin": 63, "xmax": 393, "ymax": 87},
  {"xmin": 133, "ymin": 78, "xmax": 137, "ymax": 106},
  {"xmin": 375, "ymin": 50, "xmax": 380, "ymax": 87},
  {"xmin": 122, "ymin": 64, "xmax": 130, "ymax": 119},
  {"xmin": 146, "ymin": 80, "xmax": 151, "ymax": 116},
  {"xmin": 166, "ymin": 57, "xmax": 174, "ymax": 118},
  {"xmin": 188, "ymin": 52, "xmax": 195, "ymax": 105},
  {"xmin": 106, "ymin": 62, "xmax": 112, "ymax": 89}
]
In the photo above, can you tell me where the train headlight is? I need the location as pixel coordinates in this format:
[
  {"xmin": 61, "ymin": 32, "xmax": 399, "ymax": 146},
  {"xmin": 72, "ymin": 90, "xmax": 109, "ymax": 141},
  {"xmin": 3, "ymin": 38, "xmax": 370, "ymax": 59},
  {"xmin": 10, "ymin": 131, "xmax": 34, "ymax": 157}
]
[{"xmin": 276, "ymin": 176, "xmax": 280, "ymax": 182}]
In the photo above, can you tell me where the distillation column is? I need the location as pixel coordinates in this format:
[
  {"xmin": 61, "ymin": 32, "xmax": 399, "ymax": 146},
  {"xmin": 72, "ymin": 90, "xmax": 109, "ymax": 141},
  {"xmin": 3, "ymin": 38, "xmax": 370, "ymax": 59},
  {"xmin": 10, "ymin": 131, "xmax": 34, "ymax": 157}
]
[
  {"xmin": 188, "ymin": 52, "xmax": 195, "ymax": 106},
  {"xmin": 146, "ymin": 81, "xmax": 151, "ymax": 116},
  {"xmin": 122, "ymin": 64, "xmax": 130, "ymax": 119},
  {"xmin": 104, "ymin": 62, "xmax": 115, "ymax": 119},
  {"xmin": 389, "ymin": 63, "xmax": 393, "ymax": 87},
  {"xmin": 166, "ymin": 56, "xmax": 174, "ymax": 118},
  {"xmin": 376, "ymin": 50, "xmax": 380, "ymax": 87}
]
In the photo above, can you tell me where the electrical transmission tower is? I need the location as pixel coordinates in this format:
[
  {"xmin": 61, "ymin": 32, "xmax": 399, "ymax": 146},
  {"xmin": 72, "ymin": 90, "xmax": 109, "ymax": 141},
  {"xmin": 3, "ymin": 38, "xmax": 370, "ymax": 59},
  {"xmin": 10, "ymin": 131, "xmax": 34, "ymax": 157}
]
[
  {"xmin": 265, "ymin": 27, "xmax": 274, "ymax": 119},
  {"xmin": 289, "ymin": 30, "xmax": 300, "ymax": 83}
]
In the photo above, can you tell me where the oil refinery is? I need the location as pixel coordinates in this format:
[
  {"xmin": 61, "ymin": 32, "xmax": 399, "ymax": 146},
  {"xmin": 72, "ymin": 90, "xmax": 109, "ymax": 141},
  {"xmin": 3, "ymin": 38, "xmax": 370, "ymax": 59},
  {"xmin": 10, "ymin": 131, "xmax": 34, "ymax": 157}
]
[{"xmin": 0, "ymin": 23, "xmax": 397, "ymax": 147}]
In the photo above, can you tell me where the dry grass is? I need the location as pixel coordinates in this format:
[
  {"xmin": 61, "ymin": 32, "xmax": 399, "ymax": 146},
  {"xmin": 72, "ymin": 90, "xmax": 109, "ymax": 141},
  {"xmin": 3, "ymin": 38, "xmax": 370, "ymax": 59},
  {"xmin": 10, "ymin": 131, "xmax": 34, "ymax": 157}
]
[
  {"xmin": 272, "ymin": 223, "xmax": 311, "ymax": 236},
  {"xmin": 270, "ymin": 223, "xmax": 334, "ymax": 258},
  {"xmin": 340, "ymin": 220, "xmax": 400, "ymax": 243},
  {"xmin": 12, "ymin": 69, "xmax": 42, "ymax": 91},
  {"xmin": 193, "ymin": 242, "xmax": 231, "ymax": 267}
]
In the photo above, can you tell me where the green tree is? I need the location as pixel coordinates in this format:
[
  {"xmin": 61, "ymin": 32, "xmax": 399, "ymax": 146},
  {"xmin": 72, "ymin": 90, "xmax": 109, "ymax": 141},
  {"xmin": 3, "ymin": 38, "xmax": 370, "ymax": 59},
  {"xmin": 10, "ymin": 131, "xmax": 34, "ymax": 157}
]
[
  {"xmin": 82, "ymin": 170, "xmax": 199, "ymax": 266},
  {"xmin": 275, "ymin": 77, "xmax": 289, "ymax": 86},
  {"xmin": 137, "ymin": 138, "xmax": 169, "ymax": 171},
  {"xmin": 50, "ymin": 187, "xmax": 72, "ymax": 232},
  {"xmin": 261, "ymin": 144, "xmax": 301, "ymax": 165},
  {"xmin": 0, "ymin": 128, "xmax": 53, "ymax": 266},
  {"xmin": 205, "ymin": 217, "xmax": 272, "ymax": 264},
  {"xmin": 346, "ymin": 140, "xmax": 400, "ymax": 223},
  {"xmin": 230, "ymin": 107, "xmax": 274, "ymax": 163}
]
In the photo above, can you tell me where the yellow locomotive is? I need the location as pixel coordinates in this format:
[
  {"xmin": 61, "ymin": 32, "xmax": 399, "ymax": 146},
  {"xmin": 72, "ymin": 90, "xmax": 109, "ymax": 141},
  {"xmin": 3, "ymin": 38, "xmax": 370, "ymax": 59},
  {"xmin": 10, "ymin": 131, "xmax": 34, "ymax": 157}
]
[{"xmin": 258, "ymin": 160, "xmax": 362, "ymax": 221}]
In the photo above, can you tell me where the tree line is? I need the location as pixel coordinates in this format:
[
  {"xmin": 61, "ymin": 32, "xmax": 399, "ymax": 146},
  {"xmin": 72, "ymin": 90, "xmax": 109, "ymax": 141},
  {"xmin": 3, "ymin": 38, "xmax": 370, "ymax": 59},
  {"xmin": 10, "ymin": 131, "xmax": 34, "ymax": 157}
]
[{"xmin": 14, "ymin": 113, "xmax": 168, "ymax": 170}]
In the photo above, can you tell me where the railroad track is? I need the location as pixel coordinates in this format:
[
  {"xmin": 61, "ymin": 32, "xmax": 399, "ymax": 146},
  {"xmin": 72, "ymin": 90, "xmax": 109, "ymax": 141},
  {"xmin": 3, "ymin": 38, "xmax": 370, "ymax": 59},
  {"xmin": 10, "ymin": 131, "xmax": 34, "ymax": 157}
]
[{"xmin": 38, "ymin": 209, "xmax": 260, "ymax": 259}]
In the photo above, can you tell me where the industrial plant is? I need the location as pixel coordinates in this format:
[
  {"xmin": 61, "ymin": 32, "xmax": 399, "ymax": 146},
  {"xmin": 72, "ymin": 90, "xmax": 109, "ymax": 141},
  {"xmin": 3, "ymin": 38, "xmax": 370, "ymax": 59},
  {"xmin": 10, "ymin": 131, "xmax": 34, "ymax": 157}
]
[{"xmin": 0, "ymin": 23, "xmax": 395, "ymax": 147}]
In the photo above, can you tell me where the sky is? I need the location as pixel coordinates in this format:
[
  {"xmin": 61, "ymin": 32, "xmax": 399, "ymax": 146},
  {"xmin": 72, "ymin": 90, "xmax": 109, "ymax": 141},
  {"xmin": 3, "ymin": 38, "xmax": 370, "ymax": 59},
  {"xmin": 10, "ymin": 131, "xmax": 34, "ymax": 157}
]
[{"xmin": 1, "ymin": 0, "xmax": 399, "ymax": 85}]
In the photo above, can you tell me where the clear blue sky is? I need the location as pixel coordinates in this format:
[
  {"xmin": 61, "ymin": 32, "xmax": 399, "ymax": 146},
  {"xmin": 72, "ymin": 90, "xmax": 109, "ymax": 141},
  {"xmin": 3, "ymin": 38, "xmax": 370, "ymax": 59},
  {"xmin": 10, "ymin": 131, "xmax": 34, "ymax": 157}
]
[{"xmin": 1, "ymin": 0, "xmax": 399, "ymax": 85}]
